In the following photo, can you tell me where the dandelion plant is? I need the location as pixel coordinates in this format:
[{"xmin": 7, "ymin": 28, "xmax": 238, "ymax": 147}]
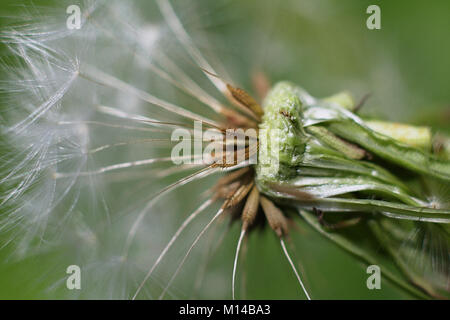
[{"xmin": 0, "ymin": 0, "xmax": 448, "ymax": 300}]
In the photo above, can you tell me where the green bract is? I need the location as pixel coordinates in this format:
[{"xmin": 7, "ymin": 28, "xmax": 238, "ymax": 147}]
[{"xmin": 256, "ymin": 81, "xmax": 450, "ymax": 223}]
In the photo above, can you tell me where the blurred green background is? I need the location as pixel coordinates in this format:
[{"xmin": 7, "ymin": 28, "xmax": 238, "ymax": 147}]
[{"xmin": 0, "ymin": 0, "xmax": 449, "ymax": 299}]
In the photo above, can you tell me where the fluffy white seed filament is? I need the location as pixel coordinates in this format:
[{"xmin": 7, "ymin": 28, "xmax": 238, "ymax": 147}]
[
  {"xmin": 232, "ymin": 228, "xmax": 246, "ymax": 300},
  {"xmin": 280, "ymin": 238, "xmax": 311, "ymax": 300},
  {"xmin": 133, "ymin": 198, "xmax": 213, "ymax": 300},
  {"xmin": 158, "ymin": 207, "xmax": 224, "ymax": 299}
]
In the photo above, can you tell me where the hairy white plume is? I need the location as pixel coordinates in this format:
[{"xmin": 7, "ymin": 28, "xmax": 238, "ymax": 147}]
[{"xmin": 0, "ymin": 0, "xmax": 233, "ymax": 299}]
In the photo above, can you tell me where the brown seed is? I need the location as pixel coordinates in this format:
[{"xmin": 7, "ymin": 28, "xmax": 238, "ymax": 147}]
[
  {"xmin": 260, "ymin": 196, "xmax": 289, "ymax": 237},
  {"xmin": 241, "ymin": 185, "xmax": 260, "ymax": 230},
  {"xmin": 225, "ymin": 181, "xmax": 254, "ymax": 208},
  {"xmin": 226, "ymin": 84, "xmax": 264, "ymax": 118}
]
